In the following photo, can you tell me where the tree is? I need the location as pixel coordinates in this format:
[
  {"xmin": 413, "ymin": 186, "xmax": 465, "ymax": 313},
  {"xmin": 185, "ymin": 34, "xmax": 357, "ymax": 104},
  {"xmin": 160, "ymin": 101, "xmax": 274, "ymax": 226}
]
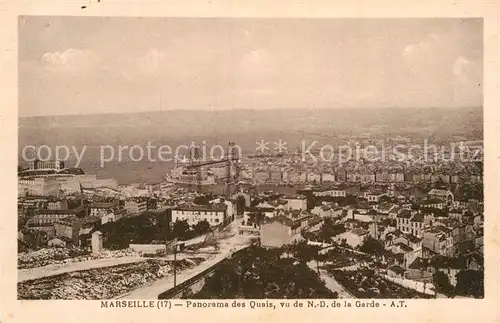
[
  {"xmin": 319, "ymin": 218, "xmax": 345, "ymax": 242},
  {"xmin": 289, "ymin": 241, "xmax": 320, "ymax": 263},
  {"xmin": 155, "ymin": 210, "xmax": 171, "ymax": 241},
  {"xmin": 192, "ymin": 246, "xmax": 335, "ymax": 299},
  {"xmin": 248, "ymin": 211, "xmax": 265, "ymax": 228},
  {"xmin": 172, "ymin": 220, "xmax": 190, "ymax": 240},
  {"xmin": 455, "ymin": 270, "xmax": 484, "ymax": 298},
  {"xmin": 433, "ymin": 270, "xmax": 454, "ymax": 297},
  {"xmin": 359, "ymin": 237, "xmax": 385, "ymax": 257},
  {"xmin": 236, "ymin": 196, "xmax": 246, "ymax": 215},
  {"xmin": 25, "ymin": 208, "xmax": 35, "ymax": 218},
  {"xmin": 23, "ymin": 230, "xmax": 48, "ymax": 250},
  {"xmin": 306, "ymin": 194, "xmax": 317, "ymax": 210},
  {"xmin": 133, "ymin": 213, "xmax": 157, "ymax": 243},
  {"xmin": 193, "ymin": 220, "xmax": 211, "ymax": 236},
  {"xmin": 101, "ymin": 221, "xmax": 130, "ymax": 249},
  {"xmin": 338, "ymin": 195, "xmax": 358, "ymax": 207},
  {"xmin": 193, "ymin": 194, "xmax": 214, "ymax": 206}
]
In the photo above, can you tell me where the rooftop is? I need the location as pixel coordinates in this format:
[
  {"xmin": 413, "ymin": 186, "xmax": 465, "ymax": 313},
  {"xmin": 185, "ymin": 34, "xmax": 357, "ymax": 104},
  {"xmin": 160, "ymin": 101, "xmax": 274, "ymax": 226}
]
[
  {"xmin": 428, "ymin": 189, "xmax": 451, "ymax": 196},
  {"xmin": 422, "ymin": 198, "xmax": 444, "ymax": 205},
  {"xmin": 408, "ymin": 257, "xmax": 428, "ymax": 270},
  {"xmin": 395, "ymin": 242, "xmax": 414, "ymax": 252},
  {"xmin": 57, "ymin": 215, "xmax": 101, "ymax": 226},
  {"xmin": 397, "ymin": 210, "xmax": 412, "ymax": 219},
  {"xmin": 388, "ymin": 265, "xmax": 406, "ymax": 275},
  {"xmin": 90, "ymin": 202, "xmax": 115, "ymax": 208},
  {"xmin": 37, "ymin": 206, "xmax": 85, "ymax": 215},
  {"xmin": 403, "ymin": 234, "xmax": 422, "ymax": 244},
  {"xmin": 282, "ymin": 194, "xmax": 307, "ymax": 200},
  {"xmin": 172, "ymin": 203, "xmax": 227, "ymax": 212},
  {"xmin": 265, "ymin": 216, "xmax": 305, "ymax": 229},
  {"xmin": 411, "ymin": 213, "xmax": 425, "ymax": 223},
  {"xmin": 351, "ymin": 228, "xmax": 369, "ymax": 236}
]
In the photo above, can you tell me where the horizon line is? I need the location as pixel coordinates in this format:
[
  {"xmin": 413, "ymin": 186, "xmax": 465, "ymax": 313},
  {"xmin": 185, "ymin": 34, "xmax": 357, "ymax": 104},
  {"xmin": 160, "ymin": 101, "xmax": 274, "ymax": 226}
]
[{"xmin": 19, "ymin": 106, "xmax": 483, "ymax": 119}]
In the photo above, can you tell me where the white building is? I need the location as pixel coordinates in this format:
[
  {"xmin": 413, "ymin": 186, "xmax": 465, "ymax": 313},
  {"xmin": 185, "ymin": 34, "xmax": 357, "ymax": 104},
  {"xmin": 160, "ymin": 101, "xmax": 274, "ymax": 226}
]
[
  {"xmin": 364, "ymin": 191, "xmax": 388, "ymax": 203},
  {"xmin": 18, "ymin": 177, "xmax": 61, "ymax": 197},
  {"xmin": 421, "ymin": 199, "xmax": 446, "ymax": 210},
  {"xmin": 172, "ymin": 204, "xmax": 227, "ymax": 226},
  {"xmin": 209, "ymin": 198, "xmax": 235, "ymax": 220},
  {"xmin": 283, "ymin": 194, "xmax": 307, "ymax": 211},
  {"xmin": 427, "ymin": 189, "xmax": 454, "ymax": 207},
  {"xmin": 89, "ymin": 202, "xmax": 116, "ymax": 217},
  {"xmin": 28, "ymin": 159, "xmax": 65, "ymax": 171},
  {"xmin": 101, "ymin": 210, "xmax": 125, "ymax": 225},
  {"xmin": 73, "ymin": 175, "xmax": 119, "ymax": 191},
  {"xmin": 312, "ymin": 187, "xmax": 346, "ymax": 198},
  {"xmin": 124, "ymin": 200, "xmax": 147, "ymax": 215},
  {"xmin": 91, "ymin": 231, "xmax": 103, "ymax": 253}
]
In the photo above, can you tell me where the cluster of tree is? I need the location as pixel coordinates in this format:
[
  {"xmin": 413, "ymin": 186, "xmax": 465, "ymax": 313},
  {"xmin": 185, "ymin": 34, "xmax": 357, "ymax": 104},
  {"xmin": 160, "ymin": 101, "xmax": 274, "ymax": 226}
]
[
  {"xmin": 243, "ymin": 211, "xmax": 266, "ymax": 227},
  {"xmin": 19, "ymin": 229, "xmax": 49, "ymax": 251},
  {"xmin": 455, "ymin": 270, "xmax": 484, "ymax": 298},
  {"xmin": 430, "ymin": 255, "xmax": 467, "ymax": 270},
  {"xmin": 379, "ymin": 218, "xmax": 396, "ymax": 227},
  {"xmin": 193, "ymin": 194, "xmax": 216, "ymax": 206},
  {"xmin": 100, "ymin": 211, "xmax": 212, "ymax": 250},
  {"xmin": 235, "ymin": 196, "xmax": 246, "ymax": 215},
  {"xmin": 358, "ymin": 237, "xmax": 385, "ymax": 257},
  {"xmin": 433, "ymin": 271, "xmax": 455, "ymax": 297},
  {"xmin": 22, "ymin": 208, "xmax": 35, "ymax": 218},
  {"xmin": 319, "ymin": 218, "xmax": 346, "ymax": 242},
  {"xmin": 282, "ymin": 241, "xmax": 321, "ymax": 263},
  {"xmin": 433, "ymin": 269, "xmax": 484, "ymax": 298},
  {"xmin": 67, "ymin": 199, "xmax": 84, "ymax": 209},
  {"xmin": 191, "ymin": 246, "xmax": 336, "ymax": 299}
]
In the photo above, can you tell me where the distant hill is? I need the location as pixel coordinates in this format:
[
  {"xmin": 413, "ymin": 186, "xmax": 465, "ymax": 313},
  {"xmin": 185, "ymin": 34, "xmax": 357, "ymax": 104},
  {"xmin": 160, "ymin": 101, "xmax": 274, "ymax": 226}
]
[{"xmin": 19, "ymin": 106, "xmax": 482, "ymax": 140}]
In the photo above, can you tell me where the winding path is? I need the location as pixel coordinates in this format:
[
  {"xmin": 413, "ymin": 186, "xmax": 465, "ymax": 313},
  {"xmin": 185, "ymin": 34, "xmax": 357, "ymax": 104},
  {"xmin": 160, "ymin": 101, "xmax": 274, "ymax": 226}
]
[{"xmin": 307, "ymin": 262, "xmax": 355, "ymax": 299}]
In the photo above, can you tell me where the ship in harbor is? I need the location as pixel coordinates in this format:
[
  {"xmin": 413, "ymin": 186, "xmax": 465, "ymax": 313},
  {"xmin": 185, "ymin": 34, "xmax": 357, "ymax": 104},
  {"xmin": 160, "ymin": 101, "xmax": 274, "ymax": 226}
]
[{"xmin": 165, "ymin": 142, "xmax": 242, "ymax": 189}]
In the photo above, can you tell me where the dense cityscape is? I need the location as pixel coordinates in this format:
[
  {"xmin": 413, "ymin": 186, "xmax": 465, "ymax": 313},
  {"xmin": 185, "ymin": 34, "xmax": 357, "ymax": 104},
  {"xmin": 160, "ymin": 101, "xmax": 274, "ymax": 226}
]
[{"xmin": 17, "ymin": 131, "xmax": 484, "ymax": 299}]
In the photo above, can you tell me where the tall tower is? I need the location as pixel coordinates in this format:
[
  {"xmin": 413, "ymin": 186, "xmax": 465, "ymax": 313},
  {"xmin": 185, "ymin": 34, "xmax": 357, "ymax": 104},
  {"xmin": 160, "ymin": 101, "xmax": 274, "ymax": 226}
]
[
  {"xmin": 227, "ymin": 141, "xmax": 240, "ymax": 183},
  {"xmin": 226, "ymin": 141, "xmax": 241, "ymax": 197}
]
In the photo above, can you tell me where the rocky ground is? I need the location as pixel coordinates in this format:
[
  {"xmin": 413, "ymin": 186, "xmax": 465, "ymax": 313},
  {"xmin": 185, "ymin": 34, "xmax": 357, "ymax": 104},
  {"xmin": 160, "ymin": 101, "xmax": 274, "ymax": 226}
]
[{"xmin": 18, "ymin": 258, "xmax": 205, "ymax": 300}]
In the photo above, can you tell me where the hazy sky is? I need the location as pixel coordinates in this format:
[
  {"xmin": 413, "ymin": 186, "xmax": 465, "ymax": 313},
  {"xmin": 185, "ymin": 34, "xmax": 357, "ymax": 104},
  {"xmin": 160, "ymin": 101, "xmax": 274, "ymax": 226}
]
[{"xmin": 19, "ymin": 17, "xmax": 482, "ymax": 117}]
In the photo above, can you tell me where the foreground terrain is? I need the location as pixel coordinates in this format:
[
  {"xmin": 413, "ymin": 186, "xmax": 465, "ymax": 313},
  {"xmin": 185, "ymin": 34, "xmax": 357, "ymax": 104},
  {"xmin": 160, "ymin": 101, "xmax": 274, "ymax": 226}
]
[{"xmin": 18, "ymin": 258, "xmax": 204, "ymax": 300}]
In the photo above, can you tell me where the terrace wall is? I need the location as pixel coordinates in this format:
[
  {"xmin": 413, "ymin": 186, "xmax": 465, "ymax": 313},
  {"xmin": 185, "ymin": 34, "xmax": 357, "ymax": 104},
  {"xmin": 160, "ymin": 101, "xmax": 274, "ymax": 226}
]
[{"xmin": 129, "ymin": 244, "xmax": 167, "ymax": 255}]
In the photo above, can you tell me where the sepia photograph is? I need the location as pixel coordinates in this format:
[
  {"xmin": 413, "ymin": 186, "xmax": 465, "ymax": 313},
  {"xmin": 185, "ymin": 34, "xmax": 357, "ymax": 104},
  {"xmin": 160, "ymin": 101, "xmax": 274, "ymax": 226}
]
[{"xmin": 16, "ymin": 16, "xmax": 484, "ymax": 301}]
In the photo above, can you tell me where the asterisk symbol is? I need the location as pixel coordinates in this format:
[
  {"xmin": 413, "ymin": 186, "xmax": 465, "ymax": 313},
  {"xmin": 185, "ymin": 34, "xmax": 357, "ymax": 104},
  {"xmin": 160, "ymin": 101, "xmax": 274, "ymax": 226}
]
[
  {"xmin": 256, "ymin": 139, "xmax": 270, "ymax": 153},
  {"xmin": 274, "ymin": 139, "xmax": 288, "ymax": 153}
]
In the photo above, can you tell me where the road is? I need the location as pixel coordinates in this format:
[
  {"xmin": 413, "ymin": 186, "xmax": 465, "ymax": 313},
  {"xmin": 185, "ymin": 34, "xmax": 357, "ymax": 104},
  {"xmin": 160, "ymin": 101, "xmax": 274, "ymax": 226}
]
[
  {"xmin": 17, "ymin": 250, "xmax": 222, "ymax": 283},
  {"xmin": 116, "ymin": 217, "xmax": 255, "ymax": 299},
  {"xmin": 307, "ymin": 261, "xmax": 355, "ymax": 299},
  {"xmin": 18, "ymin": 256, "xmax": 146, "ymax": 282}
]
